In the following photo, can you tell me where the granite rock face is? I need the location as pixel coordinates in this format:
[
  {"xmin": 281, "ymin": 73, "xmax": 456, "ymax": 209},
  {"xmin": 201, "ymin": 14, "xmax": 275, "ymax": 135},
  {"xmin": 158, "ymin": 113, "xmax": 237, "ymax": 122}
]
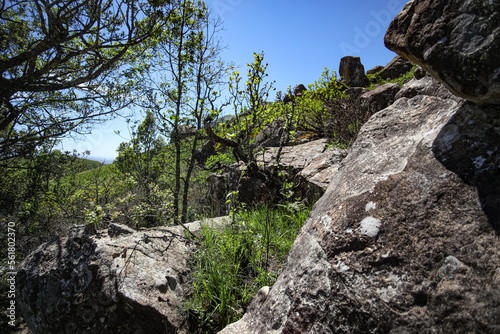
[
  {"xmin": 385, "ymin": 0, "xmax": 500, "ymax": 104},
  {"xmin": 219, "ymin": 4, "xmax": 500, "ymax": 331},
  {"xmin": 220, "ymin": 87, "xmax": 500, "ymax": 334},
  {"xmin": 16, "ymin": 218, "xmax": 228, "ymax": 334}
]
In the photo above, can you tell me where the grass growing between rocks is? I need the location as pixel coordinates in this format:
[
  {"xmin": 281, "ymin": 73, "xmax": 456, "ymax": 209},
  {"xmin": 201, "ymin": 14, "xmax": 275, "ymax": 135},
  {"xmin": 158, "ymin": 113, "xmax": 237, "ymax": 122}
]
[{"xmin": 185, "ymin": 202, "xmax": 312, "ymax": 332}]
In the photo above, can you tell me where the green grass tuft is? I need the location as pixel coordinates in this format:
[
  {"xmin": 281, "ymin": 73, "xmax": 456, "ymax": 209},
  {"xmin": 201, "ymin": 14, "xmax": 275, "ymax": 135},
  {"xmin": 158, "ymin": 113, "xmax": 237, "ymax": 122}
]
[{"xmin": 185, "ymin": 202, "xmax": 312, "ymax": 332}]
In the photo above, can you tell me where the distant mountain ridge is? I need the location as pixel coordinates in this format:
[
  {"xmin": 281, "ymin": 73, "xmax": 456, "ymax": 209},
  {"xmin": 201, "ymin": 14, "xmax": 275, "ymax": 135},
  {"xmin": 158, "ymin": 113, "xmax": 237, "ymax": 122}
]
[{"xmin": 86, "ymin": 156, "xmax": 115, "ymax": 164}]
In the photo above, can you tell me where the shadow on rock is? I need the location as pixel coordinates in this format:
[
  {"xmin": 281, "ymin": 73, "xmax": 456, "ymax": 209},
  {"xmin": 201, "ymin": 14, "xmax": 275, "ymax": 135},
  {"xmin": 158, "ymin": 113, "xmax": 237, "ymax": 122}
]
[{"xmin": 432, "ymin": 101, "xmax": 500, "ymax": 233}]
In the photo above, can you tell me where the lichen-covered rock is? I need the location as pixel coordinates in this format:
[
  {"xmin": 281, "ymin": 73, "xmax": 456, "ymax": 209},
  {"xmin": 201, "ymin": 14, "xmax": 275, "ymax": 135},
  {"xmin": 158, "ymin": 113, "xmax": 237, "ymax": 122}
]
[
  {"xmin": 16, "ymin": 218, "xmax": 229, "ymax": 334},
  {"xmin": 220, "ymin": 92, "xmax": 500, "ymax": 333},
  {"xmin": 206, "ymin": 139, "xmax": 348, "ymax": 213},
  {"xmin": 395, "ymin": 71, "xmax": 460, "ymax": 101},
  {"xmin": 253, "ymin": 119, "xmax": 288, "ymax": 151},
  {"xmin": 384, "ymin": 0, "xmax": 500, "ymax": 104},
  {"xmin": 366, "ymin": 65, "xmax": 384, "ymax": 75}
]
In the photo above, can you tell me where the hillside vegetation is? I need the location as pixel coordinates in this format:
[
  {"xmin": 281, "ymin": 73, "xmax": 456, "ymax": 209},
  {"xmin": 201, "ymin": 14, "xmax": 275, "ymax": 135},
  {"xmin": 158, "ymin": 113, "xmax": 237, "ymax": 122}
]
[{"xmin": 0, "ymin": 1, "xmax": 415, "ymax": 332}]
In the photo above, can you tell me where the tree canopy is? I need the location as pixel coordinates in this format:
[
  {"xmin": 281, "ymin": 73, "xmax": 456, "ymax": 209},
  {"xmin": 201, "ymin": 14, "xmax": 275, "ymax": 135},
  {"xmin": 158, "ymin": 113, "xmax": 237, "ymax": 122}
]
[{"xmin": 0, "ymin": 0, "xmax": 175, "ymax": 161}]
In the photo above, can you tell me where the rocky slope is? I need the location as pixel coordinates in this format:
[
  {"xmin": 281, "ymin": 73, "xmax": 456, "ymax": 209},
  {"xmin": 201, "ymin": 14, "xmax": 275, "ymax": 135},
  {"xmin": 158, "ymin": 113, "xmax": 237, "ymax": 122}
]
[
  {"xmin": 14, "ymin": 1, "xmax": 500, "ymax": 333},
  {"xmin": 219, "ymin": 1, "xmax": 500, "ymax": 333}
]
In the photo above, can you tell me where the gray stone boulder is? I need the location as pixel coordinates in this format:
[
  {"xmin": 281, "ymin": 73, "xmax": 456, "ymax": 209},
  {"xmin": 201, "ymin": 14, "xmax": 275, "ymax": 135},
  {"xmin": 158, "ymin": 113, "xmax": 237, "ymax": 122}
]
[
  {"xmin": 205, "ymin": 139, "xmax": 349, "ymax": 215},
  {"xmin": 257, "ymin": 139, "xmax": 348, "ymax": 205},
  {"xmin": 294, "ymin": 147, "xmax": 347, "ymax": 204},
  {"xmin": 385, "ymin": 0, "xmax": 500, "ymax": 105},
  {"xmin": 339, "ymin": 56, "xmax": 369, "ymax": 87},
  {"xmin": 16, "ymin": 218, "xmax": 229, "ymax": 334},
  {"xmin": 395, "ymin": 71, "xmax": 461, "ymax": 102},
  {"xmin": 220, "ymin": 91, "xmax": 500, "ymax": 332},
  {"xmin": 359, "ymin": 83, "xmax": 401, "ymax": 117},
  {"xmin": 378, "ymin": 55, "xmax": 413, "ymax": 81}
]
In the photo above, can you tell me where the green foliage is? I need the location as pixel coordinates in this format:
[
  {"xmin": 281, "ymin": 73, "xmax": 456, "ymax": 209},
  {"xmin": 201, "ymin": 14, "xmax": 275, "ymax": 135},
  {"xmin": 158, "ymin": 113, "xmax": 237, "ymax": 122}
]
[
  {"xmin": 292, "ymin": 69, "xmax": 349, "ymax": 139},
  {"xmin": 207, "ymin": 52, "xmax": 277, "ymax": 163},
  {"xmin": 114, "ymin": 112, "xmax": 176, "ymax": 227},
  {"xmin": 367, "ymin": 65, "xmax": 417, "ymax": 89},
  {"xmin": 186, "ymin": 202, "xmax": 312, "ymax": 332},
  {"xmin": 0, "ymin": 0, "xmax": 177, "ymax": 161}
]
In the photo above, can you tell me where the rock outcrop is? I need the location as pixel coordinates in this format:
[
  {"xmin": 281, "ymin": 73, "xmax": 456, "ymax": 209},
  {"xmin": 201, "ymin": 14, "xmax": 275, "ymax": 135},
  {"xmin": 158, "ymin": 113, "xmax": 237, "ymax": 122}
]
[
  {"xmin": 253, "ymin": 119, "xmax": 288, "ymax": 151},
  {"xmin": 384, "ymin": 0, "xmax": 500, "ymax": 105},
  {"xmin": 359, "ymin": 83, "xmax": 400, "ymax": 117},
  {"xmin": 339, "ymin": 56, "xmax": 369, "ymax": 87},
  {"xmin": 220, "ymin": 85, "xmax": 500, "ymax": 334},
  {"xmin": 15, "ymin": 3, "xmax": 500, "ymax": 333},
  {"xmin": 366, "ymin": 65, "xmax": 384, "ymax": 75},
  {"xmin": 378, "ymin": 54, "xmax": 413, "ymax": 81},
  {"xmin": 206, "ymin": 139, "xmax": 348, "ymax": 216},
  {"xmin": 219, "ymin": 2, "xmax": 500, "ymax": 333},
  {"xmin": 16, "ymin": 218, "xmax": 228, "ymax": 334}
]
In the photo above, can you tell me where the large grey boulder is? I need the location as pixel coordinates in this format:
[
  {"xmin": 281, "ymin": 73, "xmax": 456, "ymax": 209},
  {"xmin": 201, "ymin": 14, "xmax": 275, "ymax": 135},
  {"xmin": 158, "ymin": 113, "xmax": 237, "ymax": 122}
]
[
  {"xmin": 256, "ymin": 139, "xmax": 348, "ymax": 204},
  {"xmin": 253, "ymin": 119, "xmax": 288, "ymax": 152},
  {"xmin": 220, "ymin": 89, "xmax": 500, "ymax": 332},
  {"xmin": 384, "ymin": 0, "xmax": 500, "ymax": 105},
  {"xmin": 205, "ymin": 139, "xmax": 348, "ymax": 215},
  {"xmin": 16, "ymin": 218, "xmax": 229, "ymax": 334}
]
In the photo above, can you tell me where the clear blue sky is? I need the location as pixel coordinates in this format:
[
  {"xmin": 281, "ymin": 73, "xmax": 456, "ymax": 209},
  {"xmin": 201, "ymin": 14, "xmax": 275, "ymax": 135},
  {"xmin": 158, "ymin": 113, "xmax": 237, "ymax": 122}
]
[{"xmin": 58, "ymin": 0, "xmax": 408, "ymax": 161}]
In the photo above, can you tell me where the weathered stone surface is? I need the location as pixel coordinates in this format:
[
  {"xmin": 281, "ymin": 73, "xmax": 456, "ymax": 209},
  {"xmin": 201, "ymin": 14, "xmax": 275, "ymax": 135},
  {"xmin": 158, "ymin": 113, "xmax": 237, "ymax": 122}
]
[
  {"xmin": 256, "ymin": 139, "xmax": 328, "ymax": 173},
  {"xmin": 395, "ymin": 72, "xmax": 461, "ymax": 102},
  {"xmin": 294, "ymin": 147, "xmax": 347, "ymax": 204},
  {"xmin": 359, "ymin": 83, "xmax": 401, "ymax": 117},
  {"xmin": 378, "ymin": 55, "xmax": 413, "ymax": 81},
  {"xmin": 220, "ymin": 93, "xmax": 500, "ymax": 333},
  {"xmin": 253, "ymin": 119, "xmax": 287, "ymax": 151},
  {"xmin": 339, "ymin": 56, "xmax": 369, "ymax": 87},
  {"xmin": 17, "ymin": 217, "xmax": 229, "ymax": 334},
  {"xmin": 385, "ymin": 0, "xmax": 500, "ymax": 105}
]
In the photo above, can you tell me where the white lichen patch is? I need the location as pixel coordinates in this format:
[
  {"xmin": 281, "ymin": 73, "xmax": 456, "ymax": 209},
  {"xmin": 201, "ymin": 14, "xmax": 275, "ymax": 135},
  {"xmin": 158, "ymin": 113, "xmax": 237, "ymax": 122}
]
[
  {"xmin": 335, "ymin": 260, "xmax": 350, "ymax": 272},
  {"xmin": 360, "ymin": 216, "xmax": 382, "ymax": 237},
  {"xmin": 365, "ymin": 201, "xmax": 377, "ymax": 212},
  {"xmin": 313, "ymin": 214, "xmax": 333, "ymax": 233}
]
